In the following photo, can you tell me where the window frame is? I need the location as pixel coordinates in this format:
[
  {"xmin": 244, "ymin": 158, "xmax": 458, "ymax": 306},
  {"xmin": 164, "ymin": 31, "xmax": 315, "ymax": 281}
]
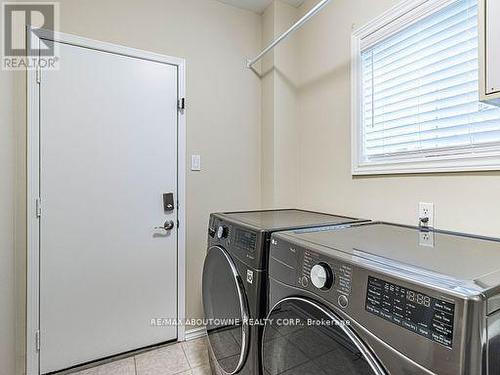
[{"xmin": 351, "ymin": 0, "xmax": 500, "ymax": 175}]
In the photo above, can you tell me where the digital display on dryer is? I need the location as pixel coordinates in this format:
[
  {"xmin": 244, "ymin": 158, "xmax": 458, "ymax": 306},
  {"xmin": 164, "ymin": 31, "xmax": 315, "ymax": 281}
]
[
  {"xmin": 365, "ymin": 276, "xmax": 455, "ymax": 348},
  {"xmin": 234, "ymin": 229, "xmax": 256, "ymax": 252}
]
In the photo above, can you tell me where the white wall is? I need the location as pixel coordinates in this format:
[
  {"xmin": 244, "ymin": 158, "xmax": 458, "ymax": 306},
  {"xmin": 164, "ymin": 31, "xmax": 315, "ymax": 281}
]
[
  {"xmin": 1, "ymin": 1, "xmax": 262, "ymax": 373},
  {"xmin": 261, "ymin": 1, "xmax": 300, "ymax": 208},
  {"xmin": 261, "ymin": 4, "xmax": 276, "ymax": 207},
  {"xmin": 292, "ymin": 0, "xmax": 500, "ymax": 237}
]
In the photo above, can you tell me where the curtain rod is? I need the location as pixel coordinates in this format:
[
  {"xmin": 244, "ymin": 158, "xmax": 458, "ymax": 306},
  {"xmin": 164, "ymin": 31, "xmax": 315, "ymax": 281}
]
[{"xmin": 246, "ymin": 0, "xmax": 332, "ymax": 69}]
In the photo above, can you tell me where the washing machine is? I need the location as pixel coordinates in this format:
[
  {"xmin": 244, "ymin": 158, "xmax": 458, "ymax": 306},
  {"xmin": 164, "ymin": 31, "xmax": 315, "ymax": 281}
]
[
  {"xmin": 202, "ymin": 209, "xmax": 367, "ymax": 375},
  {"xmin": 264, "ymin": 221, "xmax": 500, "ymax": 374}
]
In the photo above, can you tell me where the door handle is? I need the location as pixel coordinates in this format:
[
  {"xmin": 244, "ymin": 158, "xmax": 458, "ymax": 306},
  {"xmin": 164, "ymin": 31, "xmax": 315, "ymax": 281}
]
[{"xmin": 154, "ymin": 220, "xmax": 175, "ymax": 231}]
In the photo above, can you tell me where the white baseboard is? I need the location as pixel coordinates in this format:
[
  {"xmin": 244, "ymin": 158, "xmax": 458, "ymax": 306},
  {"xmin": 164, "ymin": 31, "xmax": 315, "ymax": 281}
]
[{"xmin": 184, "ymin": 326, "xmax": 207, "ymax": 341}]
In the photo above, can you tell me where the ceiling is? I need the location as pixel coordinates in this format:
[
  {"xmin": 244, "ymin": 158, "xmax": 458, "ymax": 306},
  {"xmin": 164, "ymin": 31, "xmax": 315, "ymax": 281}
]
[{"xmin": 216, "ymin": 0, "xmax": 305, "ymax": 14}]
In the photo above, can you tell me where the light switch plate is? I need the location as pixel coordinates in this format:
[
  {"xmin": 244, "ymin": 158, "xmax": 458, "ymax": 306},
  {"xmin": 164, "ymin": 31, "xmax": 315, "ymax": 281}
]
[{"xmin": 191, "ymin": 155, "xmax": 201, "ymax": 171}]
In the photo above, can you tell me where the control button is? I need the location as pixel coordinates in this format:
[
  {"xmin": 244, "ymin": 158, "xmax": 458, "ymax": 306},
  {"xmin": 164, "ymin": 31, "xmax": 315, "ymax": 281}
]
[
  {"xmin": 301, "ymin": 276, "xmax": 309, "ymax": 287},
  {"xmin": 217, "ymin": 225, "xmax": 229, "ymax": 239},
  {"xmin": 310, "ymin": 263, "xmax": 333, "ymax": 290},
  {"xmin": 338, "ymin": 295, "xmax": 349, "ymax": 309},
  {"xmin": 208, "ymin": 228, "xmax": 216, "ymax": 238}
]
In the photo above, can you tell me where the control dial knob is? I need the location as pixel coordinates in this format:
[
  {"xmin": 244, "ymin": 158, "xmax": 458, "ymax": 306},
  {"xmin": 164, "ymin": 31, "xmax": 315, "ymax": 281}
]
[
  {"xmin": 310, "ymin": 263, "xmax": 334, "ymax": 290},
  {"xmin": 217, "ymin": 225, "xmax": 229, "ymax": 239}
]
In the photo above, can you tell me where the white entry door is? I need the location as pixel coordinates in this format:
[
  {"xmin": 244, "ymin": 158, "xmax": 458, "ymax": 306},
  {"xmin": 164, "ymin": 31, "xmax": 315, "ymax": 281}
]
[{"xmin": 39, "ymin": 40, "xmax": 179, "ymax": 373}]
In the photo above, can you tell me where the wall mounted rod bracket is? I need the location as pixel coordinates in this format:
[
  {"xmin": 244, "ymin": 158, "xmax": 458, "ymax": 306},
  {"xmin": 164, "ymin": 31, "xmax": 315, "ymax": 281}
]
[{"xmin": 246, "ymin": 0, "xmax": 332, "ymax": 69}]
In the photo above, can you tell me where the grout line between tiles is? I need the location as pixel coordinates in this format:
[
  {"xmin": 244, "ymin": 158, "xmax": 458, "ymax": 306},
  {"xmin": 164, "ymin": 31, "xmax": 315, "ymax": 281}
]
[{"xmin": 179, "ymin": 341, "xmax": 193, "ymax": 369}]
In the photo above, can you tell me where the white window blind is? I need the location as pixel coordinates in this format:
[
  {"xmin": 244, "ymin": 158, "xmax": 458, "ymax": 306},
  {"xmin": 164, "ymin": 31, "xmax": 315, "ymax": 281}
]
[{"xmin": 360, "ymin": 0, "xmax": 500, "ymax": 163}]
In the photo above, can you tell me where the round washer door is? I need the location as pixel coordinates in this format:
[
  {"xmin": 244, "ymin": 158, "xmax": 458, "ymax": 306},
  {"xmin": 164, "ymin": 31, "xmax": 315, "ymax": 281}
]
[
  {"xmin": 262, "ymin": 297, "xmax": 386, "ymax": 375},
  {"xmin": 202, "ymin": 246, "xmax": 250, "ymax": 374}
]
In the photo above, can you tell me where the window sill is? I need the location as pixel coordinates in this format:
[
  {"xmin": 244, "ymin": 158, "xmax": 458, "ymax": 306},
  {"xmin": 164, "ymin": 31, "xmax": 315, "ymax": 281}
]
[{"xmin": 352, "ymin": 152, "xmax": 500, "ymax": 175}]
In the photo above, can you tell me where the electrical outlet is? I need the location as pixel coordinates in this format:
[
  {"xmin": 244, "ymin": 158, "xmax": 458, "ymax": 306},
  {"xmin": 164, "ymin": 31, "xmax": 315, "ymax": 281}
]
[
  {"xmin": 418, "ymin": 202, "xmax": 434, "ymax": 228},
  {"xmin": 419, "ymin": 231, "xmax": 435, "ymax": 247}
]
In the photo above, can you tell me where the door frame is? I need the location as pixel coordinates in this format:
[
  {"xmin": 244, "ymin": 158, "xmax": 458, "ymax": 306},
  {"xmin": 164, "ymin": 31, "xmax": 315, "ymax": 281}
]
[{"xmin": 26, "ymin": 28, "xmax": 187, "ymax": 375}]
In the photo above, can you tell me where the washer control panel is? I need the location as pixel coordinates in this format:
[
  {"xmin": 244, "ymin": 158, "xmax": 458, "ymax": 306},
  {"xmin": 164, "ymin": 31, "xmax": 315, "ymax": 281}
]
[
  {"xmin": 268, "ymin": 235, "xmax": 353, "ymax": 310},
  {"xmin": 366, "ymin": 276, "xmax": 455, "ymax": 348},
  {"xmin": 310, "ymin": 263, "xmax": 333, "ymax": 290},
  {"xmin": 298, "ymin": 249, "xmax": 353, "ymax": 309}
]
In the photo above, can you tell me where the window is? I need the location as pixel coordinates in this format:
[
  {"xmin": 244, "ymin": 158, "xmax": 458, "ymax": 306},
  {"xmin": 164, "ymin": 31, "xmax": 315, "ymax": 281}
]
[{"xmin": 352, "ymin": 0, "xmax": 500, "ymax": 174}]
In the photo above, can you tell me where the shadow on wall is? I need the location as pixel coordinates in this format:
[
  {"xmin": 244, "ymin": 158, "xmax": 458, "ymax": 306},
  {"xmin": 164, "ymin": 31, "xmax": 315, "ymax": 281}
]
[{"xmin": 296, "ymin": 62, "xmax": 349, "ymax": 95}]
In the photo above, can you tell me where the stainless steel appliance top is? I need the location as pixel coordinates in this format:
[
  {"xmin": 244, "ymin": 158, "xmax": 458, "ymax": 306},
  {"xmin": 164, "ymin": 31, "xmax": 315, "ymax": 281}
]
[
  {"xmin": 219, "ymin": 209, "xmax": 363, "ymax": 232},
  {"xmin": 276, "ymin": 222, "xmax": 500, "ymax": 295}
]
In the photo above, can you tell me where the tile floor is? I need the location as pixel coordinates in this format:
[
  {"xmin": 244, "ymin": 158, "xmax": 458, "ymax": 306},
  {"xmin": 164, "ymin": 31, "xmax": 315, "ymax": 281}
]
[{"xmin": 67, "ymin": 337, "xmax": 212, "ymax": 375}]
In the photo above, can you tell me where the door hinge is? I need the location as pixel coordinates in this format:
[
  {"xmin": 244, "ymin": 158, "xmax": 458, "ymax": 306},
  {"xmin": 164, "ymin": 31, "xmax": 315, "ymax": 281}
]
[
  {"xmin": 35, "ymin": 330, "xmax": 40, "ymax": 352},
  {"xmin": 177, "ymin": 97, "xmax": 185, "ymax": 112},
  {"xmin": 35, "ymin": 198, "xmax": 42, "ymax": 218},
  {"xmin": 36, "ymin": 65, "xmax": 41, "ymax": 84}
]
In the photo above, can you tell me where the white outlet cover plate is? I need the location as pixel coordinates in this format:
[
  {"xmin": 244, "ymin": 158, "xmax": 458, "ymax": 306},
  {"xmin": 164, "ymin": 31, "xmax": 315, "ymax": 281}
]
[
  {"xmin": 419, "ymin": 231, "xmax": 435, "ymax": 247},
  {"xmin": 418, "ymin": 202, "xmax": 434, "ymax": 228}
]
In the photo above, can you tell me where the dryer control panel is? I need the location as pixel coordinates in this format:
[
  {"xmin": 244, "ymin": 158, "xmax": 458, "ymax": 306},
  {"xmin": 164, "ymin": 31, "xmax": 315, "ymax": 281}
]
[{"xmin": 208, "ymin": 214, "xmax": 264, "ymax": 270}]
